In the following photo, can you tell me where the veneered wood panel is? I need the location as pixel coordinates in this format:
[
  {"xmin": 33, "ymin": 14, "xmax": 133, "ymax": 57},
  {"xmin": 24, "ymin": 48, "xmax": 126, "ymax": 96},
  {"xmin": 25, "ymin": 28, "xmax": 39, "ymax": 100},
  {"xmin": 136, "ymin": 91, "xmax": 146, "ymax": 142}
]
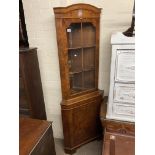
[
  {"xmin": 54, "ymin": 4, "xmax": 103, "ymax": 153},
  {"xmin": 19, "ymin": 48, "xmax": 47, "ymax": 120}
]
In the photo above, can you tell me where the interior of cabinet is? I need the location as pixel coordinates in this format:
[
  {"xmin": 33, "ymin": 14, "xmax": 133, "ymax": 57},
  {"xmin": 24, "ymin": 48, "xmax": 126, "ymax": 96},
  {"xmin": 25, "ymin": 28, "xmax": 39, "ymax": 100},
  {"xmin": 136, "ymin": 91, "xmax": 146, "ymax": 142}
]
[{"xmin": 67, "ymin": 22, "xmax": 96, "ymax": 94}]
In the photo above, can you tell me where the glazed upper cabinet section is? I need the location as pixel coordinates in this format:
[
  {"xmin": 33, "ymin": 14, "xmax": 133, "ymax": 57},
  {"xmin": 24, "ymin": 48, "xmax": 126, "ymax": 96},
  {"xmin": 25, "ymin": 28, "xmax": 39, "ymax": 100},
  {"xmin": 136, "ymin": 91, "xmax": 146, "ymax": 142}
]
[
  {"xmin": 66, "ymin": 22, "xmax": 96, "ymax": 48},
  {"xmin": 67, "ymin": 22, "xmax": 96, "ymax": 93},
  {"xmin": 54, "ymin": 4, "xmax": 101, "ymax": 98}
]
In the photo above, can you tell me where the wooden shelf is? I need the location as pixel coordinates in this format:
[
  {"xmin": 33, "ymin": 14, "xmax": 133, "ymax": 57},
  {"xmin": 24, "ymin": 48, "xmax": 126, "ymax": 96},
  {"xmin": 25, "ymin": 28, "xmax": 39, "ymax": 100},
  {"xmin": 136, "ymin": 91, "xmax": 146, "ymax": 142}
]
[
  {"xmin": 69, "ymin": 71, "xmax": 82, "ymax": 75},
  {"xmin": 68, "ymin": 45, "xmax": 96, "ymax": 50},
  {"xmin": 68, "ymin": 47, "xmax": 82, "ymax": 50},
  {"xmin": 83, "ymin": 67, "xmax": 95, "ymax": 72},
  {"xmin": 69, "ymin": 68, "xmax": 95, "ymax": 75},
  {"xmin": 83, "ymin": 45, "xmax": 96, "ymax": 49},
  {"xmin": 19, "ymin": 107, "xmax": 31, "ymax": 116}
]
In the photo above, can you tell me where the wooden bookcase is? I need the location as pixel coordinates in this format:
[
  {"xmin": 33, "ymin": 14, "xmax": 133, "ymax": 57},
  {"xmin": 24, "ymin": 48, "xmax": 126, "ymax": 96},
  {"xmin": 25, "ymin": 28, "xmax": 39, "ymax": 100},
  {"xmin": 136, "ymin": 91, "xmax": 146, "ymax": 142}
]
[
  {"xmin": 54, "ymin": 3, "xmax": 104, "ymax": 153},
  {"xmin": 19, "ymin": 48, "xmax": 47, "ymax": 120}
]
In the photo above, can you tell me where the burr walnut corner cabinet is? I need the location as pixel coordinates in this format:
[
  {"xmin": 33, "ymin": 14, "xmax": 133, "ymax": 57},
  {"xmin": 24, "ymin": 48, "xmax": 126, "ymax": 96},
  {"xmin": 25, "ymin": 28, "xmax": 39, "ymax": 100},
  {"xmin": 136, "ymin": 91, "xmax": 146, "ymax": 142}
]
[{"xmin": 54, "ymin": 4, "xmax": 104, "ymax": 154}]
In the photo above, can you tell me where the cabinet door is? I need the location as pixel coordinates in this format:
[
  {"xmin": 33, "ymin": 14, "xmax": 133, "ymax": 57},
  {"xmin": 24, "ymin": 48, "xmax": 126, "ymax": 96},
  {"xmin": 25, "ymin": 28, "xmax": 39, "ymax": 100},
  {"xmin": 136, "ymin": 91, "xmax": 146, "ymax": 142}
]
[
  {"xmin": 65, "ymin": 20, "xmax": 97, "ymax": 94},
  {"xmin": 82, "ymin": 22, "xmax": 96, "ymax": 90}
]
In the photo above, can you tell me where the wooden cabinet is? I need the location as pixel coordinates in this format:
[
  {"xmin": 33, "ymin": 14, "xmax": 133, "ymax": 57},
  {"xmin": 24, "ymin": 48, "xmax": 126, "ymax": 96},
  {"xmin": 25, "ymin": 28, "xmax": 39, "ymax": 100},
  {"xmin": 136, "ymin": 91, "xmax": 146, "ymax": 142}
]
[
  {"xmin": 19, "ymin": 118, "xmax": 56, "ymax": 155},
  {"xmin": 19, "ymin": 0, "xmax": 29, "ymax": 47},
  {"xmin": 19, "ymin": 48, "xmax": 47, "ymax": 120},
  {"xmin": 53, "ymin": 4, "xmax": 104, "ymax": 153},
  {"xmin": 107, "ymin": 32, "xmax": 135, "ymax": 122},
  {"xmin": 102, "ymin": 119, "xmax": 135, "ymax": 155}
]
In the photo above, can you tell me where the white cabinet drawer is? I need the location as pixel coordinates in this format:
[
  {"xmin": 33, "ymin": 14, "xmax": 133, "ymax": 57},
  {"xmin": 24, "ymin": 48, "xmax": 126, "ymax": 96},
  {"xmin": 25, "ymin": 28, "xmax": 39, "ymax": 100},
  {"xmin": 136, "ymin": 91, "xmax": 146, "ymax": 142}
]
[
  {"xmin": 113, "ymin": 83, "xmax": 135, "ymax": 104},
  {"xmin": 113, "ymin": 103, "xmax": 135, "ymax": 117},
  {"xmin": 115, "ymin": 50, "xmax": 135, "ymax": 82}
]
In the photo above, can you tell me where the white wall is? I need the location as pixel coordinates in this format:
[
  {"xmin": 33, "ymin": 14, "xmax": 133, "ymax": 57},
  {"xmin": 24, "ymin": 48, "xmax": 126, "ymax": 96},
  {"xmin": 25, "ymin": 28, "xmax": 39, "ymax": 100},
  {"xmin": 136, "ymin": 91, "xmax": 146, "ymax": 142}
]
[{"xmin": 22, "ymin": 0, "xmax": 134, "ymax": 138}]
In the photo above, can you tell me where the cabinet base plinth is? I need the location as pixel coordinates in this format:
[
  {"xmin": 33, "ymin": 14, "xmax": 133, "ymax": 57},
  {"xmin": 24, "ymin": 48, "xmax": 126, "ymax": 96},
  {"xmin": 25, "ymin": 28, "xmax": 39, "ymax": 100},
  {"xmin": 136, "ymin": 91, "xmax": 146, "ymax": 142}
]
[
  {"xmin": 64, "ymin": 134, "xmax": 101, "ymax": 154},
  {"xmin": 64, "ymin": 148, "xmax": 76, "ymax": 154}
]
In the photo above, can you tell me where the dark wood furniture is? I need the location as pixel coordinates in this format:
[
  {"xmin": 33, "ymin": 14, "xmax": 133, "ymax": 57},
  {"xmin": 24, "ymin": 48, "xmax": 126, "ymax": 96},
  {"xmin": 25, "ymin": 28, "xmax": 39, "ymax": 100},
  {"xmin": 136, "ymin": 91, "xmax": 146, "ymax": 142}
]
[
  {"xmin": 53, "ymin": 3, "xmax": 104, "ymax": 154},
  {"xmin": 19, "ymin": 0, "xmax": 29, "ymax": 47},
  {"xmin": 102, "ymin": 119, "xmax": 135, "ymax": 155},
  {"xmin": 19, "ymin": 48, "xmax": 47, "ymax": 120},
  {"xmin": 100, "ymin": 102, "xmax": 135, "ymax": 155},
  {"xmin": 19, "ymin": 118, "xmax": 56, "ymax": 155}
]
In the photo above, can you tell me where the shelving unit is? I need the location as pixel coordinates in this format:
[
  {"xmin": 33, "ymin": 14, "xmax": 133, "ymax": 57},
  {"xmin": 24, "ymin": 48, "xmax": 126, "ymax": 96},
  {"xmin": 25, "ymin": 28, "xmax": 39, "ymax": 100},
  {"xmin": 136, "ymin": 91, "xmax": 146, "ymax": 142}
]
[{"xmin": 54, "ymin": 4, "xmax": 104, "ymax": 154}]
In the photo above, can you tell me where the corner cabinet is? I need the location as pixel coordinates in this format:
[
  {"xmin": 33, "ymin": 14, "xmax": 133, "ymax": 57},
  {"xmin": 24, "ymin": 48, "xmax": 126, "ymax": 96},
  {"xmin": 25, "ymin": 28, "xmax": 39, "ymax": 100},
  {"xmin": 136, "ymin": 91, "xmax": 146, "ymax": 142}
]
[{"xmin": 54, "ymin": 4, "xmax": 104, "ymax": 154}]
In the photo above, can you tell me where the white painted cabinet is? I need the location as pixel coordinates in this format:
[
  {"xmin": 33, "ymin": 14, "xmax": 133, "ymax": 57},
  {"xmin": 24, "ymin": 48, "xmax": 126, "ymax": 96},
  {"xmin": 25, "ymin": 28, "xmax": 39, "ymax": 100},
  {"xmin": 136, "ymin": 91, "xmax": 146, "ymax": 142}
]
[{"xmin": 106, "ymin": 32, "xmax": 135, "ymax": 122}]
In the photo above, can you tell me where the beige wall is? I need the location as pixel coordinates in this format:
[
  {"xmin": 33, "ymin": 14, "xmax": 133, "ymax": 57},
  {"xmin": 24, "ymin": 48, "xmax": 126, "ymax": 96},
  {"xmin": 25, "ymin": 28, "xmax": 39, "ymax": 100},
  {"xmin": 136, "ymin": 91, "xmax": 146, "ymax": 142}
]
[{"xmin": 22, "ymin": 0, "xmax": 134, "ymax": 138}]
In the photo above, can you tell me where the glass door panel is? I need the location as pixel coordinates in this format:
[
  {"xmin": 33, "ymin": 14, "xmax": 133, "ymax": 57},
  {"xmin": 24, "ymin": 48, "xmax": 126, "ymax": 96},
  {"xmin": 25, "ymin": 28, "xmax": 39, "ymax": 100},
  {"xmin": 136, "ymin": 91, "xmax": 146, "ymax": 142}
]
[
  {"xmin": 83, "ymin": 47, "xmax": 95, "ymax": 70},
  {"xmin": 68, "ymin": 49, "xmax": 82, "ymax": 73},
  {"xmin": 70, "ymin": 72, "xmax": 83, "ymax": 93},
  {"xmin": 82, "ymin": 23, "xmax": 96, "ymax": 47},
  {"xmin": 83, "ymin": 70, "xmax": 95, "ymax": 89},
  {"xmin": 67, "ymin": 23, "xmax": 81, "ymax": 48},
  {"xmin": 66, "ymin": 21, "xmax": 96, "ymax": 94}
]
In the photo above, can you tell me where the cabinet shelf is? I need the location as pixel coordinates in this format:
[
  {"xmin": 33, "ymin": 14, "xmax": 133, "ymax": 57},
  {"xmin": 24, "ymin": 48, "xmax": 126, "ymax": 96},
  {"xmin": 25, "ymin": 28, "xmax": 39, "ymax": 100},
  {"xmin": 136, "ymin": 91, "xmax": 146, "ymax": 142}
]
[
  {"xmin": 68, "ymin": 45, "xmax": 96, "ymax": 50},
  {"xmin": 69, "ymin": 67, "xmax": 95, "ymax": 75},
  {"xmin": 83, "ymin": 67, "xmax": 95, "ymax": 71},
  {"xmin": 83, "ymin": 45, "xmax": 96, "ymax": 49}
]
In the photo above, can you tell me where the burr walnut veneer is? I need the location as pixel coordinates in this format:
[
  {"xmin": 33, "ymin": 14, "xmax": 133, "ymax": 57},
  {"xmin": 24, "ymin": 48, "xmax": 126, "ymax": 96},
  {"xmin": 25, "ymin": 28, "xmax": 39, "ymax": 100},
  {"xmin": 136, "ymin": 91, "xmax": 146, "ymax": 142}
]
[{"xmin": 53, "ymin": 3, "xmax": 104, "ymax": 153}]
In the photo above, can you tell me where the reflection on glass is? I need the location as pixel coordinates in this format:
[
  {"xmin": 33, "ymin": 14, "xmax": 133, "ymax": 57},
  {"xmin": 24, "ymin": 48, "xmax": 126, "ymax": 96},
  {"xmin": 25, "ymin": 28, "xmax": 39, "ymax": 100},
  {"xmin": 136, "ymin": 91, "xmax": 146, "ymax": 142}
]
[
  {"xmin": 83, "ymin": 23, "xmax": 96, "ymax": 46},
  {"xmin": 84, "ymin": 70, "xmax": 95, "ymax": 89},
  {"xmin": 68, "ymin": 49, "xmax": 82, "ymax": 73},
  {"xmin": 83, "ymin": 47, "xmax": 95, "ymax": 70},
  {"xmin": 67, "ymin": 23, "xmax": 81, "ymax": 48}
]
